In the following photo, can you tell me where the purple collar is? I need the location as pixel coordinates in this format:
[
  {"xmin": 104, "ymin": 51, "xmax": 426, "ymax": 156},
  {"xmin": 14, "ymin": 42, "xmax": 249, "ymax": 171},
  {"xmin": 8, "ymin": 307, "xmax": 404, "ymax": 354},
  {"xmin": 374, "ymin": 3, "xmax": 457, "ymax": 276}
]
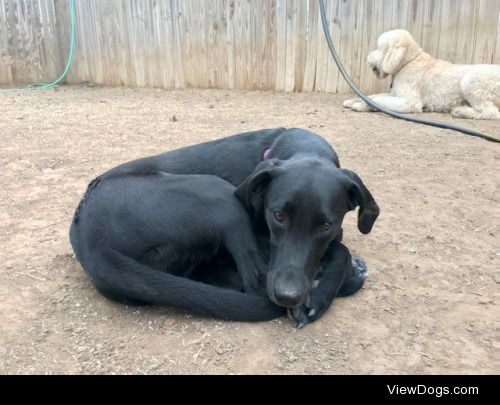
[{"xmin": 262, "ymin": 148, "xmax": 272, "ymax": 160}]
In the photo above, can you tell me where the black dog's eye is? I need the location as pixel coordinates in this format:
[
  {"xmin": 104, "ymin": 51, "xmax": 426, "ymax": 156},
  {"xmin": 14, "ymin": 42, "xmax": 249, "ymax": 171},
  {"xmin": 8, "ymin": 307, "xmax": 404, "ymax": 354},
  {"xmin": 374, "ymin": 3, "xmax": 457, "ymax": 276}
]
[
  {"xmin": 274, "ymin": 211, "xmax": 286, "ymax": 223},
  {"xmin": 320, "ymin": 222, "xmax": 332, "ymax": 231}
]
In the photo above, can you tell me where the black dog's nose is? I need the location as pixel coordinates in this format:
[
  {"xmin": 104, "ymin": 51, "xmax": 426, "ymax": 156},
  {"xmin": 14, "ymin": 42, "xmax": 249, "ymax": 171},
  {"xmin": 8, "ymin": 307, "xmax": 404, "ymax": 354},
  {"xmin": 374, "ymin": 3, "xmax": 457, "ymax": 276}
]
[{"xmin": 274, "ymin": 287, "xmax": 303, "ymax": 307}]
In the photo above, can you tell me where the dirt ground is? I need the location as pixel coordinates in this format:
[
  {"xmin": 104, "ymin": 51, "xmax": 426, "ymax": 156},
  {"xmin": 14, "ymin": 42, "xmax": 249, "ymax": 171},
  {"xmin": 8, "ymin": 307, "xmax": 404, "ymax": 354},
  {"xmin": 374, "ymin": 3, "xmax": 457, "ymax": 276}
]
[{"xmin": 0, "ymin": 85, "xmax": 498, "ymax": 374}]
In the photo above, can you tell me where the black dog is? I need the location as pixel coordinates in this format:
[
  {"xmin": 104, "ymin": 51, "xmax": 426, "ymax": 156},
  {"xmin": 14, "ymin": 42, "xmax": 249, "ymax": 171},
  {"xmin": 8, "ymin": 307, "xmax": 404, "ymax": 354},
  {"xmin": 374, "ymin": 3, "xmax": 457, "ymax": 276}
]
[{"xmin": 70, "ymin": 128, "xmax": 379, "ymax": 327}]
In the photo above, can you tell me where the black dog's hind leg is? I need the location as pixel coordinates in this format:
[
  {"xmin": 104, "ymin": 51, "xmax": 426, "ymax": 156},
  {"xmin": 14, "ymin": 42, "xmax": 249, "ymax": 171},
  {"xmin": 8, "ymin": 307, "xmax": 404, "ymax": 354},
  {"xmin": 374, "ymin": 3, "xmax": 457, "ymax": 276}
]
[
  {"xmin": 190, "ymin": 251, "xmax": 245, "ymax": 292},
  {"xmin": 288, "ymin": 241, "xmax": 368, "ymax": 328},
  {"xmin": 336, "ymin": 256, "xmax": 368, "ymax": 297}
]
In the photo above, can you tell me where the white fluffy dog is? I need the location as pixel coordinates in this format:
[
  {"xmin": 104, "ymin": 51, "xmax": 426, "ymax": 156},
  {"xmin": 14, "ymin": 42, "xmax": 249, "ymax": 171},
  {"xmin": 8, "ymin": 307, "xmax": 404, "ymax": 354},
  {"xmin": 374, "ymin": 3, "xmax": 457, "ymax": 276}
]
[{"xmin": 343, "ymin": 29, "xmax": 500, "ymax": 119}]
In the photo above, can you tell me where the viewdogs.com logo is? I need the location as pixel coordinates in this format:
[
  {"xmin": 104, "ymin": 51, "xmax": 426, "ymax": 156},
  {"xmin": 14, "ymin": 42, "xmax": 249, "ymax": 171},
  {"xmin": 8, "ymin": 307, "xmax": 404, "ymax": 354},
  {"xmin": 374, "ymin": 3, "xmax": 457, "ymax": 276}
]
[{"xmin": 387, "ymin": 385, "xmax": 478, "ymax": 398}]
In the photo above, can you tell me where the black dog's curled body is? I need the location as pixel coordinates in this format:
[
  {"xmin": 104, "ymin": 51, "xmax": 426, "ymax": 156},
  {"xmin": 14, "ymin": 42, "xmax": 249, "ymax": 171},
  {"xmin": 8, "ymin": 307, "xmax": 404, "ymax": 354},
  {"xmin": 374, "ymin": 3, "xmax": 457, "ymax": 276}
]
[{"xmin": 70, "ymin": 128, "xmax": 379, "ymax": 327}]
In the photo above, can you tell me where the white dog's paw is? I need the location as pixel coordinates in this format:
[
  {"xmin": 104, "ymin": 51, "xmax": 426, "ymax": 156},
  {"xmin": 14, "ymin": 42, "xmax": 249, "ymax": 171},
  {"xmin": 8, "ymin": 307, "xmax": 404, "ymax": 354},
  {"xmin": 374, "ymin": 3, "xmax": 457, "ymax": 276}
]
[
  {"xmin": 343, "ymin": 98, "xmax": 362, "ymax": 108},
  {"xmin": 451, "ymin": 106, "xmax": 475, "ymax": 119},
  {"xmin": 351, "ymin": 100, "xmax": 372, "ymax": 112},
  {"xmin": 452, "ymin": 105, "xmax": 500, "ymax": 120}
]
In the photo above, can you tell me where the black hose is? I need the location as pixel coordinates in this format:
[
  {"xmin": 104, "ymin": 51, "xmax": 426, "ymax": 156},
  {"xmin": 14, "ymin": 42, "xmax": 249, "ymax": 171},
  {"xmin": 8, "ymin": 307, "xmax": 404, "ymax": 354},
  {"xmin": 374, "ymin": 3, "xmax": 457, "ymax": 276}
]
[{"xmin": 318, "ymin": 0, "xmax": 500, "ymax": 143}]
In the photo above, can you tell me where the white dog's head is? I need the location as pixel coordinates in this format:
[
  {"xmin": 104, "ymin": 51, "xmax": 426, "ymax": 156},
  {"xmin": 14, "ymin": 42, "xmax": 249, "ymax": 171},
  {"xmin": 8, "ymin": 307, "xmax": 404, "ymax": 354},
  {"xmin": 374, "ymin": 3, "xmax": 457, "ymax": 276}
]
[{"xmin": 367, "ymin": 29, "xmax": 421, "ymax": 78}]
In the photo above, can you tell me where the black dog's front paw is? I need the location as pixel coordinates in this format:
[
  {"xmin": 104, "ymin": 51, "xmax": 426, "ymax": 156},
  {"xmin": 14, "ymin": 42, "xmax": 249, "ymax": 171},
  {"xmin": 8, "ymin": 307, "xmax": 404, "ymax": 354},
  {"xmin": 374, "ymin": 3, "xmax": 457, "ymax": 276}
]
[
  {"xmin": 287, "ymin": 306, "xmax": 313, "ymax": 329},
  {"xmin": 241, "ymin": 251, "xmax": 269, "ymax": 295},
  {"xmin": 287, "ymin": 296, "xmax": 322, "ymax": 329}
]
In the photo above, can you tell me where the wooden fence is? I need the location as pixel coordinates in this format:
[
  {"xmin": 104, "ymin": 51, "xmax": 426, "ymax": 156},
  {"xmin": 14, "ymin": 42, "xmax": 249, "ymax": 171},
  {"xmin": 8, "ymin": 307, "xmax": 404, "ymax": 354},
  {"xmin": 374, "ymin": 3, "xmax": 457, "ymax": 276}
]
[{"xmin": 1, "ymin": 0, "xmax": 499, "ymax": 93}]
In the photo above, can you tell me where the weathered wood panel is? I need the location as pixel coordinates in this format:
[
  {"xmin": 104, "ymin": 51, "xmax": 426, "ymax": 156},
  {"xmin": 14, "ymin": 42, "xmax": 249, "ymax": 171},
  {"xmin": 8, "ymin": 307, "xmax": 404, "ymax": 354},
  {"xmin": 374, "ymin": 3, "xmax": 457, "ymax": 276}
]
[{"xmin": 1, "ymin": 0, "xmax": 499, "ymax": 93}]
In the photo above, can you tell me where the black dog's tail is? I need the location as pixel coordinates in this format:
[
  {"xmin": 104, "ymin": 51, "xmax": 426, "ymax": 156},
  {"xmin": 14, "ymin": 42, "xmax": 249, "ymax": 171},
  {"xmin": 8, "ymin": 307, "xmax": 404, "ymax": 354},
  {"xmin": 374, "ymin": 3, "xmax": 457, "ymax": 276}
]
[{"xmin": 90, "ymin": 249, "xmax": 285, "ymax": 322}]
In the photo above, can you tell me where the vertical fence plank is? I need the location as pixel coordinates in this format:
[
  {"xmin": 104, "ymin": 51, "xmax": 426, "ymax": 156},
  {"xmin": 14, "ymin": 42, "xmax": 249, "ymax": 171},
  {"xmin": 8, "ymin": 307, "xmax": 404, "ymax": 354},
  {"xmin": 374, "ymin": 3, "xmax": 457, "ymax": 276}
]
[
  {"xmin": 171, "ymin": 0, "xmax": 185, "ymax": 89},
  {"xmin": 233, "ymin": 0, "xmax": 243, "ymax": 89},
  {"xmin": 293, "ymin": 0, "xmax": 306, "ymax": 91},
  {"xmin": 313, "ymin": 0, "xmax": 330, "ymax": 92},
  {"xmin": 302, "ymin": 0, "xmax": 317, "ymax": 92},
  {"xmin": 421, "ymin": 0, "xmax": 443, "ymax": 58},
  {"xmin": 494, "ymin": 8, "xmax": 500, "ymax": 64},
  {"xmin": 284, "ymin": 0, "xmax": 297, "ymax": 92},
  {"xmin": 336, "ymin": 0, "xmax": 353, "ymax": 94},
  {"xmin": 6, "ymin": 0, "xmax": 36, "ymax": 83},
  {"xmin": 250, "ymin": 0, "xmax": 261, "ymax": 90},
  {"xmin": 257, "ymin": 0, "xmax": 267, "ymax": 89},
  {"xmin": 206, "ymin": 0, "xmax": 216, "ymax": 88},
  {"xmin": 226, "ymin": 0, "xmax": 235, "ymax": 89},
  {"xmin": 436, "ymin": 0, "xmax": 460, "ymax": 63},
  {"xmin": 180, "ymin": 0, "xmax": 194, "ymax": 87},
  {"xmin": 199, "ymin": 0, "xmax": 209, "ymax": 88},
  {"xmin": 275, "ymin": 0, "xmax": 286, "ymax": 91},
  {"xmin": 265, "ymin": 0, "xmax": 277, "ymax": 90},
  {"xmin": 37, "ymin": 0, "xmax": 60, "ymax": 82},
  {"xmin": 0, "ymin": 1, "xmax": 12, "ymax": 84},
  {"xmin": 473, "ymin": 0, "xmax": 500, "ymax": 64},
  {"xmin": 358, "ymin": 0, "xmax": 375, "ymax": 93},
  {"xmin": 407, "ymin": 0, "xmax": 425, "ymax": 47},
  {"xmin": 324, "ymin": 0, "xmax": 342, "ymax": 93},
  {"xmin": 347, "ymin": 0, "xmax": 365, "ymax": 93},
  {"xmin": 215, "ymin": 0, "xmax": 228, "ymax": 89},
  {"xmin": 453, "ymin": 0, "xmax": 478, "ymax": 64}
]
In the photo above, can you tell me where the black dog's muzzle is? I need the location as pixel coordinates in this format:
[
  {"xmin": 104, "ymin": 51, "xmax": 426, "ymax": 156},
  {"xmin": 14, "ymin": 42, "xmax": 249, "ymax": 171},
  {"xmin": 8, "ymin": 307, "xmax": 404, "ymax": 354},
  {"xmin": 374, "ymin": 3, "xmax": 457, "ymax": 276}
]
[{"xmin": 267, "ymin": 270, "xmax": 310, "ymax": 308}]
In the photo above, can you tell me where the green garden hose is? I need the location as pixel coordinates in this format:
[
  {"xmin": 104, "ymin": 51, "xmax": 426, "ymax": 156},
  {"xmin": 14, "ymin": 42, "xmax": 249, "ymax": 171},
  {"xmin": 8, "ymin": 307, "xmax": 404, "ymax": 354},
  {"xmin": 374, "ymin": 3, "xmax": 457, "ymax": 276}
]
[{"xmin": 27, "ymin": 0, "xmax": 76, "ymax": 89}]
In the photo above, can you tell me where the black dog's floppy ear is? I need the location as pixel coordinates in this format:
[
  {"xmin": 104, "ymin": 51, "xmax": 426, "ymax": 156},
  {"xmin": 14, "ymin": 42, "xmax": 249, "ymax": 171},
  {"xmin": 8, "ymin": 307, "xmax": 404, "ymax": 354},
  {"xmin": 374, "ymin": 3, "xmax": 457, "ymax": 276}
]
[
  {"xmin": 341, "ymin": 169, "xmax": 380, "ymax": 234},
  {"xmin": 234, "ymin": 159, "xmax": 280, "ymax": 215}
]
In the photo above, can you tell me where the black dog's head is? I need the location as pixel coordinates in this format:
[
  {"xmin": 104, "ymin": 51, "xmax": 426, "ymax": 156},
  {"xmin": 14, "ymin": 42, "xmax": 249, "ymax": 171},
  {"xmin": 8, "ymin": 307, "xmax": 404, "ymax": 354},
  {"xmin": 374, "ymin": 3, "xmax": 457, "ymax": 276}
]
[{"xmin": 235, "ymin": 157, "xmax": 379, "ymax": 308}]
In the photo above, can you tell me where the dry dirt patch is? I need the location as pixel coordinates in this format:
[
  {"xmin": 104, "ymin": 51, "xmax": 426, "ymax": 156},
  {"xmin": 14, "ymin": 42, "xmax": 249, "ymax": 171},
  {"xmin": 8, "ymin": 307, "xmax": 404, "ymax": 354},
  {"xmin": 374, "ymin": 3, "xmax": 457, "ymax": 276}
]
[{"xmin": 0, "ymin": 86, "xmax": 498, "ymax": 374}]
